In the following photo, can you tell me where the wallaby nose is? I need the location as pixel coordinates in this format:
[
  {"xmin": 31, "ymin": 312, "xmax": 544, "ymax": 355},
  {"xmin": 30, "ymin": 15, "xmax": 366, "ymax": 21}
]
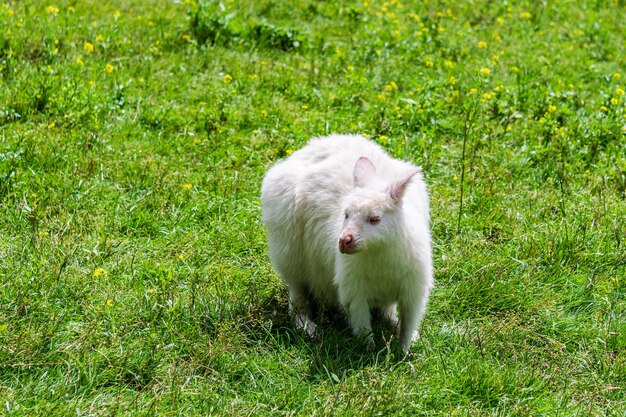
[{"xmin": 339, "ymin": 233, "xmax": 355, "ymax": 254}]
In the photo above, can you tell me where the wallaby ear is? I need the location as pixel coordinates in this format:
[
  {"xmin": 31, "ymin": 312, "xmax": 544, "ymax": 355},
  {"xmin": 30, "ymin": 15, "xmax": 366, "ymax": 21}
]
[
  {"xmin": 387, "ymin": 168, "xmax": 421, "ymax": 204},
  {"xmin": 353, "ymin": 157, "xmax": 376, "ymax": 188}
]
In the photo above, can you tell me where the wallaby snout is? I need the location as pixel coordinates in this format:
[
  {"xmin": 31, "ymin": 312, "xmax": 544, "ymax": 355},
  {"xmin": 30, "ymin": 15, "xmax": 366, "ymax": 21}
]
[{"xmin": 339, "ymin": 232, "xmax": 357, "ymax": 254}]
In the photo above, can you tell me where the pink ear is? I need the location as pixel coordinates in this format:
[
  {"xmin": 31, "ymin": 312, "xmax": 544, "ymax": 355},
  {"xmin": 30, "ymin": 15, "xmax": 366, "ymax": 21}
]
[
  {"xmin": 387, "ymin": 168, "xmax": 420, "ymax": 204},
  {"xmin": 353, "ymin": 157, "xmax": 376, "ymax": 188}
]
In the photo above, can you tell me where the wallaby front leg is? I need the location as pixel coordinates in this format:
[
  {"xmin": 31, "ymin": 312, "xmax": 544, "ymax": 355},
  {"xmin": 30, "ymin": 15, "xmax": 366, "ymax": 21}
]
[
  {"xmin": 398, "ymin": 295, "xmax": 428, "ymax": 353},
  {"xmin": 346, "ymin": 297, "xmax": 374, "ymax": 347},
  {"xmin": 382, "ymin": 303, "xmax": 399, "ymax": 327}
]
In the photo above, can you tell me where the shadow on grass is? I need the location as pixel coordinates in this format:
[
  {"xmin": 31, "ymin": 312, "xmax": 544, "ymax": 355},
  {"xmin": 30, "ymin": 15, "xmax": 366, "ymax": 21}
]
[{"xmin": 232, "ymin": 289, "xmax": 406, "ymax": 381}]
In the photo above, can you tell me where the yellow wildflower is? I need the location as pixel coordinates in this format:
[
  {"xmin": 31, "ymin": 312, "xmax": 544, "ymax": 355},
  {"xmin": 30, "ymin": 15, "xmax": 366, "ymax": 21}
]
[
  {"xmin": 449, "ymin": 76, "xmax": 457, "ymax": 85},
  {"xmin": 182, "ymin": 183, "xmax": 193, "ymax": 190},
  {"xmin": 480, "ymin": 68, "xmax": 491, "ymax": 76},
  {"xmin": 96, "ymin": 34, "xmax": 104, "ymax": 42},
  {"xmin": 385, "ymin": 81, "xmax": 398, "ymax": 91},
  {"xmin": 548, "ymin": 105, "xmax": 557, "ymax": 113},
  {"xmin": 84, "ymin": 42, "xmax": 94, "ymax": 53},
  {"xmin": 48, "ymin": 122, "xmax": 55, "ymax": 129},
  {"xmin": 616, "ymin": 88, "xmax": 625, "ymax": 96},
  {"xmin": 114, "ymin": 10, "xmax": 121, "ymax": 19},
  {"xmin": 93, "ymin": 268, "xmax": 108, "ymax": 277},
  {"xmin": 425, "ymin": 61, "xmax": 434, "ymax": 68},
  {"xmin": 105, "ymin": 64, "xmax": 114, "ymax": 73},
  {"xmin": 521, "ymin": 12, "xmax": 532, "ymax": 19},
  {"xmin": 223, "ymin": 74, "xmax": 233, "ymax": 84},
  {"xmin": 610, "ymin": 98, "xmax": 618, "ymax": 105},
  {"xmin": 613, "ymin": 73, "xmax": 621, "ymax": 79},
  {"xmin": 38, "ymin": 231, "xmax": 49, "ymax": 237},
  {"xmin": 444, "ymin": 60, "xmax": 453, "ymax": 68},
  {"xmin": 301, "ymin": 105, "xmax": 309, "ymax": 110},
  {"xmin": 286, "ymin": 149, "xmax": 294, "ymax": 155},
  {"xmin": 478, "ymin": 41, "xmax": 487, "ymax": 49},
  {"xmin": 45, "ymin": 5, "xmax": 59, "ymax": 16},
  {"xmin": 106, "ymin": 299, "xmax": 113, "ymax": 307}
]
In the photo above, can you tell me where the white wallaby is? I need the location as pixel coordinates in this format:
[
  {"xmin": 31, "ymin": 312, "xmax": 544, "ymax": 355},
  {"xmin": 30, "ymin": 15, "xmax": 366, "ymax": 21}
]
[{"xmin": 261, "ymin": 134, "xmax": 433, "ymax": 353}]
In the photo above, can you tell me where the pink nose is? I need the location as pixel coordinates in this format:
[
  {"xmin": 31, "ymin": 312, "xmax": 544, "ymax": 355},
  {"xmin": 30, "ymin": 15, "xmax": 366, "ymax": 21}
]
[{"xmin": 339, "ymin": 233, "xmax": 356, "ymax": 254}]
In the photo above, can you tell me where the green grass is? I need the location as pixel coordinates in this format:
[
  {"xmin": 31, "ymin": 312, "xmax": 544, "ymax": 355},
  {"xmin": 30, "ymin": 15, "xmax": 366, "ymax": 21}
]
[{"xmin": 1, "ymin": 0, "xmax": 625, "ymax": 415}]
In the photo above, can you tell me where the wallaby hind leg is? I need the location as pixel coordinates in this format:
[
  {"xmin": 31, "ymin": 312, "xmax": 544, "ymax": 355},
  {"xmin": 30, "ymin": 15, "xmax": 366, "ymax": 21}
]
[{"xmin": 288, "ymin": 285, "xmax": 317, "ymax": 338}]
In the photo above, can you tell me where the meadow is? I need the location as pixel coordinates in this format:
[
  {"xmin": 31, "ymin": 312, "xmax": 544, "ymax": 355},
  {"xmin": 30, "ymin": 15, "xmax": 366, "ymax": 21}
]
[{"xmin": 1, "ymin": 0, "xmax": 625, "ymax": 415}]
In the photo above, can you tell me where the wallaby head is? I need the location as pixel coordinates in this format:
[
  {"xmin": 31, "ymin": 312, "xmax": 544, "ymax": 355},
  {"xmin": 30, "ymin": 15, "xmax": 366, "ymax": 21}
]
[{"xmin": 338, "ymin": 157, "xmax": 420, "ymax": 254}]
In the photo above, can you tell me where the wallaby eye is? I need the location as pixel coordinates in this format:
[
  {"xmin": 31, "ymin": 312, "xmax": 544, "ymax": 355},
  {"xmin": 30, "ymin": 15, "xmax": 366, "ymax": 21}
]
[
  {"xmin": 367, "ymin": 216, "xmax": 382, "ymax": 225},
  {"xmin": 344, "ymin": 212, "xmax": 349, "ymax": 219}
]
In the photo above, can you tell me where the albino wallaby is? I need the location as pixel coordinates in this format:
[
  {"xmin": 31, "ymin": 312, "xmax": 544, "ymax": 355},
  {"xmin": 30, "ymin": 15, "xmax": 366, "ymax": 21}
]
[{"xmin": 261, "ymin": 134, "xmax": 433, "ymax": 353}]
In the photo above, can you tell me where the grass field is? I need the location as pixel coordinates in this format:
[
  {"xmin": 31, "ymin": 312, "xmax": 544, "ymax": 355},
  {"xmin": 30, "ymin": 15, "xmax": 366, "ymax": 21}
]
[{"xmin": 1, "ymin": 0, "xmax": 625, "ymax": 415}]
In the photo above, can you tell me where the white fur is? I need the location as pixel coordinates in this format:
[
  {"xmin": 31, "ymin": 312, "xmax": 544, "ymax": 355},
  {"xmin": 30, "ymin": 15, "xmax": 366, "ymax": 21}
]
[{"xmin": 261, "ymin": 134, "xmax": 433, "ymax": 353}]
